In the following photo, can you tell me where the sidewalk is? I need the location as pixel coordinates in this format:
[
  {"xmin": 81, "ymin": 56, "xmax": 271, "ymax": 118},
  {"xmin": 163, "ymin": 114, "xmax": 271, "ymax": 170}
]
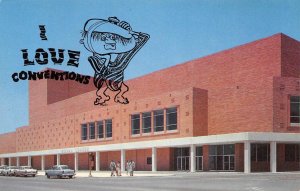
[{"xmin": 38, "ymin": 171, "xmax": 175, "ymax": 178}]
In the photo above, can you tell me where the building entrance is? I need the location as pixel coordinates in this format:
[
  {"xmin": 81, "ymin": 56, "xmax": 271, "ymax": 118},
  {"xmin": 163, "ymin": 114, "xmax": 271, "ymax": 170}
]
[{"xmin": 175, "ymin": 147, "xmax": 190, "ymax": 171}]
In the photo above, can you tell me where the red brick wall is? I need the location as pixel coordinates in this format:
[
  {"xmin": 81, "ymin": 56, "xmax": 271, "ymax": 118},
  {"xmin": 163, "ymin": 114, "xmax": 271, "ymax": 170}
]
[
  {"xmin": 235, "ymin": 143, "xmax": 244, "ymax": 172},
  {"xmin": 45, "ymin": 155, "xmax": 55, "ymax": 169},
  {"xmin": 126, "ymin": 149, "xmax": 152, "ymax": 171},
  {"xmin": 281, "ymin": 34, "xmax": 300, "ymax": 78},
  {"xmin": 60, "ymin": 154, "xmax": 75, "ymax": 169},
  {"xmin": 202, "ymin": 145, "xmax": 209, "ymax": 171},
  {"xmin": 19, "ymin": 157, "xmax": 27, "ymax": 166},
  {"xmin": 193, "ymin": 88, "xmax": 208, "ymax": 136},
  {"xmin": 32, "ymin": 156, "xmax": 41, "ymax": 170},
  {"xmin": 0, "ymin": 132, "xmax": 16, "ymax": 154},
  {"xmin": 273, "ymin": 77, "xmax": 300, "ymax": 132}
]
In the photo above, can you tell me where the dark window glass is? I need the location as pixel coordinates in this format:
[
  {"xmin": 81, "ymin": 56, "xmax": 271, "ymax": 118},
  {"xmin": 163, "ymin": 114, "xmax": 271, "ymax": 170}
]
[
  {"xmin": 209, "ymin": 145, "xmax": 217, "ymax": 155},
  {"xmin": 251, "ymin": 143, "xmax": 270, "ymax": 162},
  {"xmin": 251, "ymin": 144, "xmax": 257, "ymax": 161},
  {"xmin": 97, "ymin": 121, "xmax": 104, "ymax": 139},
  {"xmin": 196, "ymin": 147, "xmax": 203, "ymax": 156},
  {"xmin": 166, "ymin": 107, "xmax": 177, "ymax": 130},
  {"xmin": 290, "ymin": 96, "xmax": 300, "ymax": 124},
  {"xmin": 131, "ymin": 114, "xmax": 140, "ymax": 135},
  {"xmin": 175, "ymin": 148, "xmax": 190, "ymax": 157},
  {"xmin": 142, "ymin": 112, "xmax": 151, "ymax": 133},
  {"xmin": 217, "ymin": 145, "xmax": 223, "ymax": 155},
  {"xmin": 147, "ymin": 157, "xmax": 152, "ymax": 165},
  {"xmin": 154, "ymin": 110, "xmax": 164, "ymax": 132},
  {"xmin": 81, "ymin": 124, "xmax": 87, "ymax": 140},
  {"xmin": 209, "ymin": 144, "xmax": 235, "ymax": 171},
  {"xmin": 224, "ymin": 144, "xmax": 235, "ymax": 155},
  {"xmin": 89, "ymin": 122, "xmax": 95, "ymax": 139},
  {"xmin": 285, "ymin": 144, "xmax": 300, "ymax": 162},
  {"xmin": 105, "ymin": 119, "xmax": 112, "ymax": 138}
]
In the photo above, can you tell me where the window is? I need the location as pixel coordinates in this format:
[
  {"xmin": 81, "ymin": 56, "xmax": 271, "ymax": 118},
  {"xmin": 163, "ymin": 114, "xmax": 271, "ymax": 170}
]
[
  {"xmin": 89, "ymin": 122, "xmax": 95, "ymax": 139},
  {"xmin": 209, "ymin": 144, "xmax": 235, "ymax": 171},
  {"xmin": 81, "ymin": 124, "xmax": 87, "ymax": 140},
  {"xmin": 290, "ymin": 96, "xmax": 300, "ymax": 126},
  {"xmin": 97, "ymin": 121, "xmax": 104, "ymax": 139},
  {"xmin": 147, "ymin": 157, "xmax": 152, "ymax": 165},
  {"xmin": 105, "ymin": 119, "xmax": 112, "ymax": 138},
  {"xmin": 251, "ymin": 143, "xmax": 270, "ymax": 162},
  {"xmin": 285, "ymin": 144, "xmax": 300, "ymax": 162},
  {"xmin": 196, "ymin": 147, "xmax": 203, "ymax": 156},
  {"xmin": 196, "ymin": 146, "xmax": 203, "ymax": 171},
  {"xmin": 131, "ymin": 114, "xmax": 140, "ymax": 135},
  {"xmin": 142, "ymin": 112, "xmax": 151, "ymax": 133},
  {"xmin": 154, "ymin": 109, "xmax": 164, "ymax": 132},
  {"xmin": 166, "ymin": 107, "xmax": 177, "ymax": 130}
]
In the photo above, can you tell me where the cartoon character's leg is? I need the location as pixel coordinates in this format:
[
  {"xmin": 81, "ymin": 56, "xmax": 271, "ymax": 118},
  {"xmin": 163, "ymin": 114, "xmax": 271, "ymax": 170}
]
[
  {"xmin": 114, "ymin": 82, "xmax": 129, "ymax": 104},
  {"xmin": 94, "ymin": 87, "xmax": 110, "ymax": 105}
]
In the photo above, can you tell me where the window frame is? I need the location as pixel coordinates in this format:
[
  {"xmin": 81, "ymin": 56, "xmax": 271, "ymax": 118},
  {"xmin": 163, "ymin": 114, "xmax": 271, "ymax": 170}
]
[
  {"xmin": 142, "ymin": 112, "xmax": 152, "ymax": 134},
  {"xmin": 131, "ymin": 113, "xmax": 141, "ymax": 135},
  {"xmin": 166, "ymin": 107, "xmax": 178, "ymax": 131},
  {"xmin": 89, "ymin": 122, "xmax": 95, "ymax": 140},
  {"xmin": 81, "ymin": 124, "xmax": 88, "ymax": 141},
  {"xmin": 96, "ymin": 121, "xmax": 104, "ymax": 139},
  {"xmin": 153, "ymin": 109, "xmax": 164, "ymax": 132},
  {"xmin": 290, "ymin": 95, "xmax": 300, "ymax": 127},
  {"xmin": 105, "ymin": 119, "xmax": 113, "ymax": 138}
]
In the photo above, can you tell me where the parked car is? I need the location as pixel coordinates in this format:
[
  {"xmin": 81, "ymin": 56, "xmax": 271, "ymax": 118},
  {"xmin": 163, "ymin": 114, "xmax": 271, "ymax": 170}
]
[
  {"xmin": 3, "ymin": 166, "xmax": 19, "ymax": 176},
  {"xmin": 0, "ymin": 165, "xmax": 7, "ymax": 176},
  {"xmin": 15, "ymin": 166, "xmax": 37, "ymax": 177},
  {"xmin": 45, "ymin": 165, "xmax": 75, "ymax": 179}
]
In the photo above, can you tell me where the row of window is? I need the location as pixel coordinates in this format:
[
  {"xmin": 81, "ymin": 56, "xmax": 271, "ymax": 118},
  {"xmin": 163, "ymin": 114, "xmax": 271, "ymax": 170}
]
[
  {"xmin": 251, "ymin": 143, "xmax": 300, "ymax": 162},
  {"xmin": 131, "ymin": 107, "xmax": 178, "ymax": 135},
  {"xmin": 81, "ymin": 119, "xmax": 112, "ymax": 141}
]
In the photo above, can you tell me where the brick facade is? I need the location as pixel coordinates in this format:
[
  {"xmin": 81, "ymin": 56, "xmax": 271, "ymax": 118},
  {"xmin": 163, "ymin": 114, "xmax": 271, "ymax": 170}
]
[{"xmin": 0, "ymin": 33, "xmax": 299, "ymax": 172}]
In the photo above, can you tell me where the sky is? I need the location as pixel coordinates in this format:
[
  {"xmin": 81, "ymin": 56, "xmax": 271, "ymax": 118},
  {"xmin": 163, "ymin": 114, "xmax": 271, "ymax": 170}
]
[{"xmin": 0, "ymin": 0, "xmax": 299, "ymax": 134}]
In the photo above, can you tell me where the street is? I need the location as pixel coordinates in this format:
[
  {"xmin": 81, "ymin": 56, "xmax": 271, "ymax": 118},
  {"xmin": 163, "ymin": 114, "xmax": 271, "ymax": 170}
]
[{"xmin": 1, "ymin": 172, "xmax": 300, "ymax": 191}]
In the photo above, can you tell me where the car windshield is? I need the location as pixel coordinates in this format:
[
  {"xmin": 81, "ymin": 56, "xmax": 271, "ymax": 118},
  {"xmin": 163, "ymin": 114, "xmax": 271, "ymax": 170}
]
[{"xmin": 60, "ymin": 165, "xmax": 69, "ymax": 169}]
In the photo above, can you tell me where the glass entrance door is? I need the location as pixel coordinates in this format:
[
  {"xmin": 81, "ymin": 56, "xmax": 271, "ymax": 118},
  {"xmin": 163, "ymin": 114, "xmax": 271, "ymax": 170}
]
[
  {"xmin": 174, "ymin": 147, "xmax": 190, "ymax": 171},
  {"xmin": 177, "ymin": 156, "xmax": 190, "ymax": 171}
]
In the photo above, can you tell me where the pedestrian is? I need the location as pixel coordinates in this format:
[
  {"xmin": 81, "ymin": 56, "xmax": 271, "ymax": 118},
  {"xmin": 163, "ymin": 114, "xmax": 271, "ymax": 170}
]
[
  {"xmin": 129, "ymin": 160, "xmax": 135, "ymax": 176},
  {"xmin": 109, "ymin": 160, "xmax": 116, "ymax": 176},
  {"xmin": 116, "ymin": 161, "xmax": 121, "ymax": 176},
  {"xmin": 126, "ymin": 160, "xmax": 130, "ymax": 175}
]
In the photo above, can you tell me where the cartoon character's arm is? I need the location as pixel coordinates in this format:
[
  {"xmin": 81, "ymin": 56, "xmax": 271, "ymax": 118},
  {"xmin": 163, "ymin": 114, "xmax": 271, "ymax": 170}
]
[
  {"xmin": 109, "ymin": 32, "xmax": 150, "ymax": 72},
  {"xmin": 88, "ymin": 54, "xmax": 110, "ymax": 74}
]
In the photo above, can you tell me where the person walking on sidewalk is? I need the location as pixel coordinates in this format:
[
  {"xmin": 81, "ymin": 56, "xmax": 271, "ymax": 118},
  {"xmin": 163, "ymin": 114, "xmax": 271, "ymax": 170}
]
[
  {"xmin": 109, "ymin": 160, "xmax": 116, "ymax": 176},
  {"xmin": 129, "ymin": 160, "xmax": 135, "ymax": 176},
  {"xmin": 126, "ymin": 160, "xmax": 130, "ymax": 175},
  {"xmin": 116, "ymin": 161, "xmax": 121, "ymax": 176}
]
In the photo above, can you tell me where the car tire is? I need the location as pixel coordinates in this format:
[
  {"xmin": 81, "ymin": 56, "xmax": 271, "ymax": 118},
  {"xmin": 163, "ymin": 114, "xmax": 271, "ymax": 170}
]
[
  {"xmin": 46, "ymin": 174, "xmax": 50, "ymax": 179},
  {"xmin": 69, "ymin": 175, "xmax": 73, "ymax": 179},
  {"xmin": 32, "ymin": 175, "xmax": 36, "ymax": 177}
]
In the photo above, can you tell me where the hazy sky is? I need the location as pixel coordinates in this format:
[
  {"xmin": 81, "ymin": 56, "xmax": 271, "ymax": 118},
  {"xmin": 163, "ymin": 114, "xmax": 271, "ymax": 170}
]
[{"xmin": 0, "ymin": 0, "xmax": 299, "ymax": 133}]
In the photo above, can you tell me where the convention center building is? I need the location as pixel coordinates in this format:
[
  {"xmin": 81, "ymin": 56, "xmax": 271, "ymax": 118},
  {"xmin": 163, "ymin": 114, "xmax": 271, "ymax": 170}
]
[{"xmin": 0, "ymin": 33, "xmax": 299, "ymax": 173}]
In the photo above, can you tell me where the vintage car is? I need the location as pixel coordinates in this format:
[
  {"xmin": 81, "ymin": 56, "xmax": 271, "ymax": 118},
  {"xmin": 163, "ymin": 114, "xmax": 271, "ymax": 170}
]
[
  {"xmin": 0, "ymin": 165, "xmax": 7, "ymax": 176},
  {"xmin": 45, "ymin": 165, "xmax": 75, "ymax": 179},
  {"xmin": 3, "ymin": 166, "xmax": 19, "ymax": 176},
  {"xmin": 15, "ymin": 166, "xmax": 37, "ymax": 177}
]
